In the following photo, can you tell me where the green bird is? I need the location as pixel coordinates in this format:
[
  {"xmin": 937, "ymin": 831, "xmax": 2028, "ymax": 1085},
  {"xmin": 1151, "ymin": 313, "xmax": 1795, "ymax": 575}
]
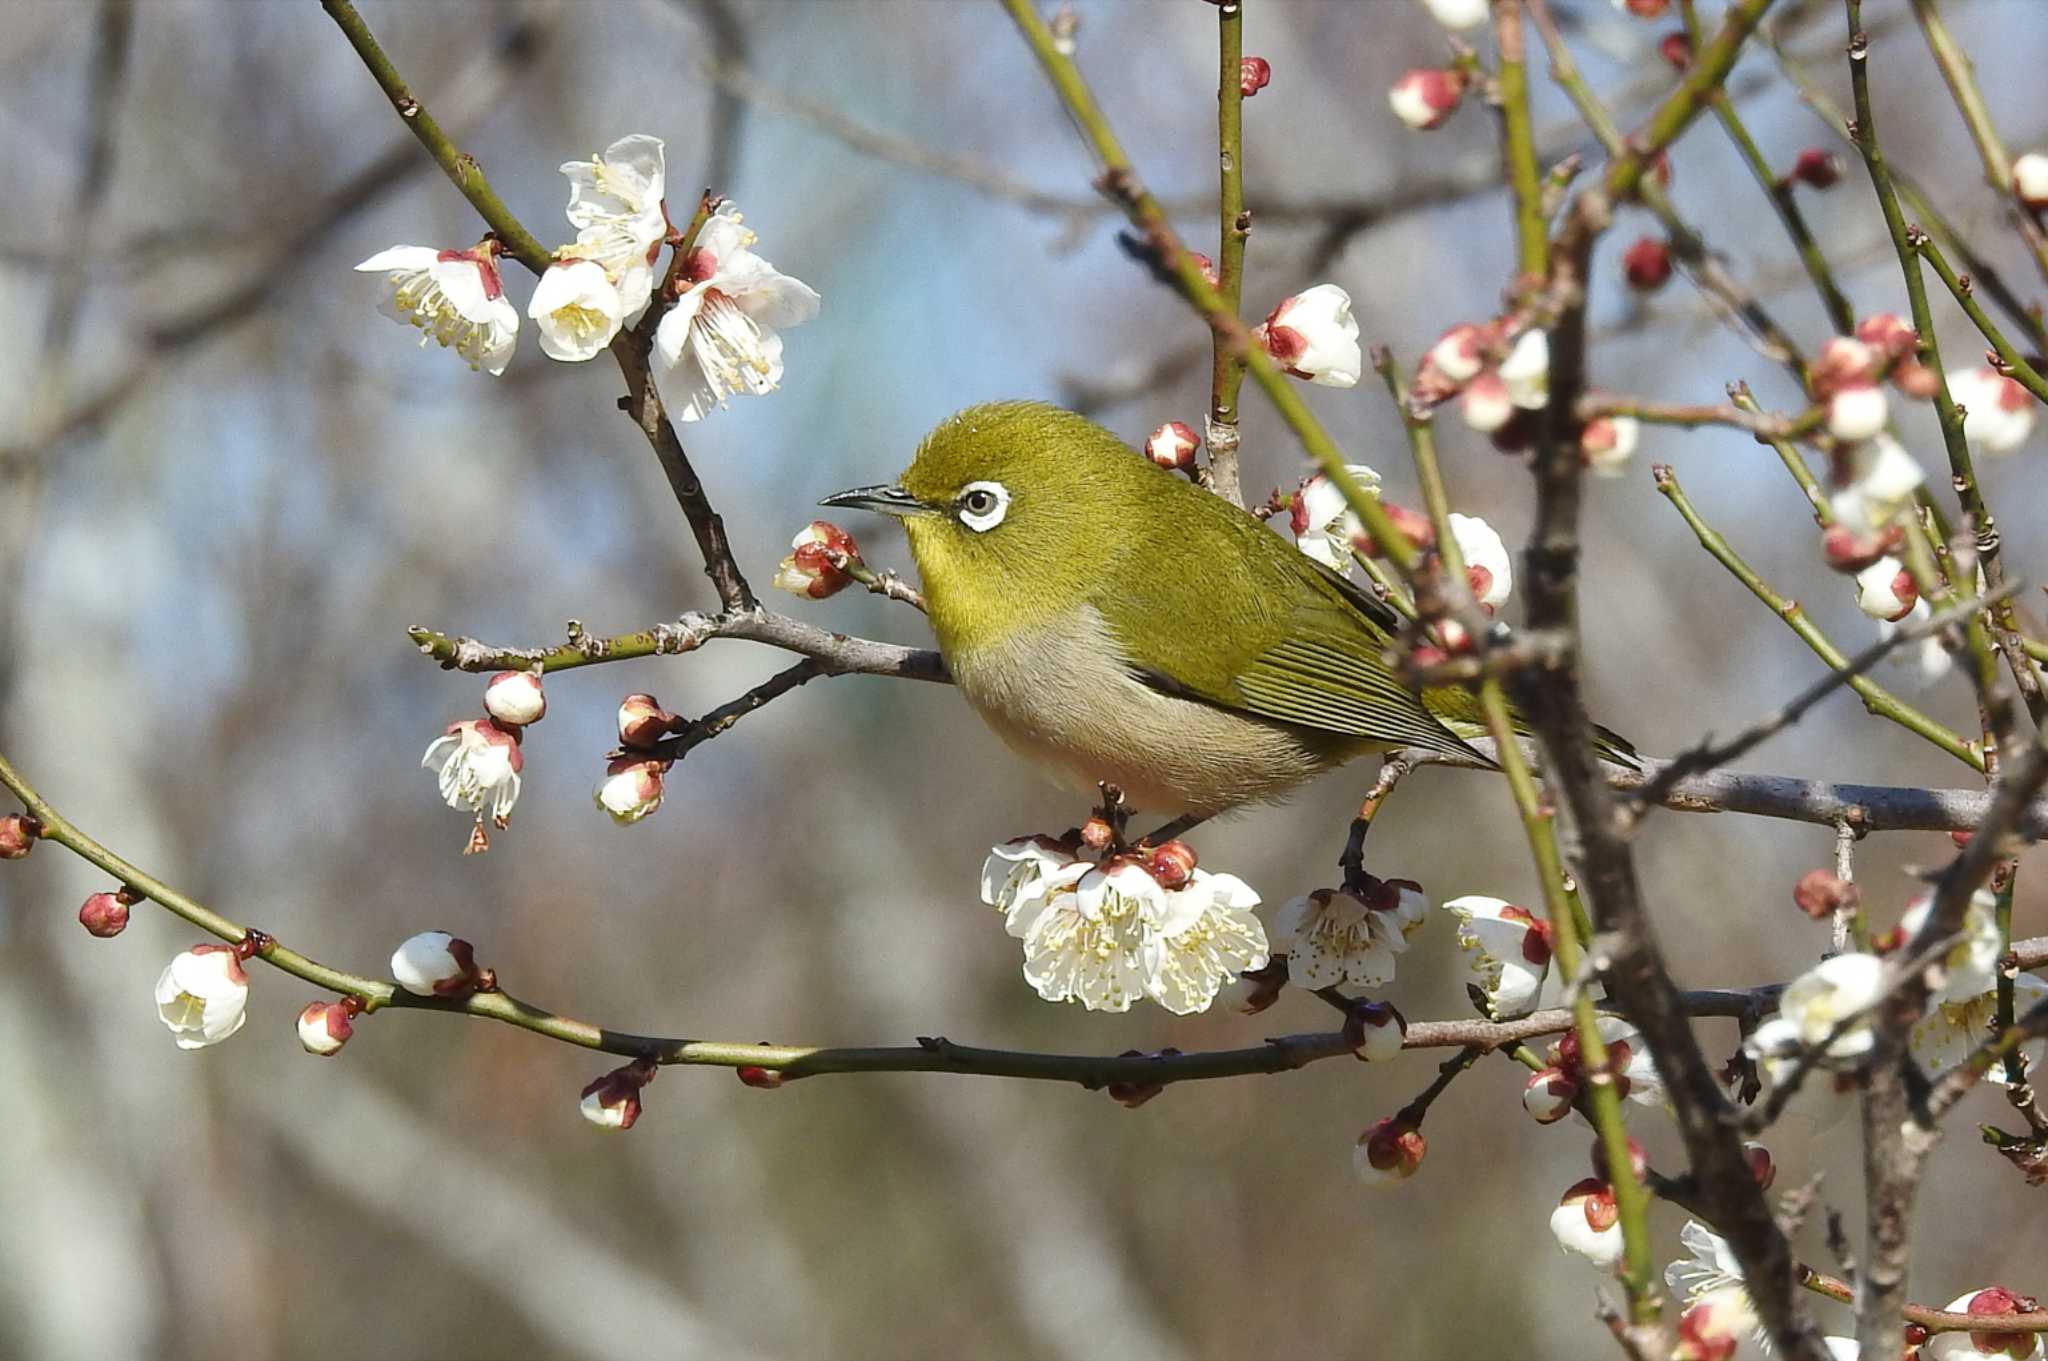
[{"xmin": 824, "ymin": 401, "xmax": 1631, "ymax": 816}]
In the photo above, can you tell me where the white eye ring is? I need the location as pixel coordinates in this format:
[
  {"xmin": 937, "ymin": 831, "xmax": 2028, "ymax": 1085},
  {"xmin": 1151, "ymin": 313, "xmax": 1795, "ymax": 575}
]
[{"xmin": 957, "ymin": 480, "xmax": 1010, "ymax": 532}]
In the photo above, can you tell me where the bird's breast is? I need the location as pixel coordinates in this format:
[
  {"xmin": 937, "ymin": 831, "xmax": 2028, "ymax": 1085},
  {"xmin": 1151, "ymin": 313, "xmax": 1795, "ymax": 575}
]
[{"xmin": 944, "ymin": 604, "xmax": 1360, "ymax": 815}]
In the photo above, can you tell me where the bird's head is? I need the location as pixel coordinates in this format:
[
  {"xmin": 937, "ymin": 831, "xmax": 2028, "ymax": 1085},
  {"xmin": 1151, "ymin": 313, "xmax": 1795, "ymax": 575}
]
[{"xmin": 823, "ymin": 402, "xmax": 1146, "ymax": 647}]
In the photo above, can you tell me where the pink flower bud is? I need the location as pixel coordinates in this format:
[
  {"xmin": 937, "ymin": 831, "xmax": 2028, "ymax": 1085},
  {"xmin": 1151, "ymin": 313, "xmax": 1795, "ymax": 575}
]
[
  {"xmin": 1622, "ymin": 236, "xmax": 1673, "ymax": 291},
  {"xmin": 1855, "ymin": 312, "xmax": 1918, "ymax": 360},
  {"xmin": 1524, "ymin": 1067, "xmax": 1578, "ymax": 1123},
  {"xmin": 1742, "ymin": 1141, "xmax": 1776, "ymax": 1190},
  {"xmin": 1144, "ymin": 421, "xmax": 1200, "ymax": 473},
  {"xmin": 1828, "ymin": 382, "xmax": 1889, "ymax": 441},
  {"xmin": 1147, "ymin": 839, "xmax": 1198, "ymax": 890},
  {"xmin": 1427, "ymin": 323, "xmax": 1487, "ymax": 384},
  {"xmin": 736, "ymin": 1065, "xmax": 786, "ymax": 1089},
  {"xmin": 1388, "ymin": 68, "xmax": 1462, "ymax": 131},
  {"xmin": 1789, "ymin": 147, "xmax": 1842, "ymax": 190},
  {"xmin": 1892, "ymin": 358, "xmax": 1942, "ymax": 400},
  {"xmin": 617, "ymin": 693, "xmax": 680, "ymax": 750},
  {"xmin": 773, "ymin": 520, "xmax": 861, "ymax": 600},
  {"xmin": 1580, "ymin": 415, "xmax": 1641, "ymax": 477},
  {"xmin": 1793, "ymin": 868, "xmax": 1856, "ymax": 919},
  {"xmin": 1959, "ymin": 1286, "xmax": 2041, "ymax": 1357},
  {"xmin": 1353, "ymin": 1117, "xmax": 1426, "ymax": 1187},
  {"xmin": 1658, "ymin": 32, "xmax": 1691, "ymax": 69},
  {"xmin": 1811, "ymin": 336, "xmax": 1879, "ymax": 398},
  {"xmin": 2012, "ymin": 152, "xmax": 2048, "ymax": 211},
  {"xmin": 0, "ymin": 813, "xmax": 36, "ymax": 860},
  {"xmin": 1821, "ymin": 522, "xmax": 1901, "ymax": 573},
  {"xmin": 1460, "ymin": 371, "xmax": 1514, "ymax": 432},
  {"xmin": 390, "ymin": 930, "xmax": 481, "ymax": 997},
  {"xmin": 1346, "ymin": 1000, "xmax": 1407, "ymax": 1062},
  {"xmin": 1239, "ymin": 56, "xmax": 1271, "ymax": 98},
  {"xmin": 297, "ymin": 999, "xmax": 356, "ymax": 1056},
  {"xmin": 79, "ymin": 890, "xmax": 131, "ymax": 938},
  {"xmin": 1618, "ymin": 0, "xmax": 1669, "ymax": 16},
  {"xmin": 595, "ymin": 756, "xmax": 666, "ymax": 826},
  {"xmin": 580, "ymin": 1058, "xmax": 657, "ymax": 1131},
  {"xmin": 483, "ymin": 670, "xmax": 546, "ymax": 728}
]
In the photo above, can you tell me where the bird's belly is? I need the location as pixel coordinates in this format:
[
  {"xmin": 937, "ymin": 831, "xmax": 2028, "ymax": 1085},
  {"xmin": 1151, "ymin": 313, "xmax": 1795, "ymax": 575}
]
[{"xmin": 947, "ymin": 606, "xmax": 1362, "ymax": 815}]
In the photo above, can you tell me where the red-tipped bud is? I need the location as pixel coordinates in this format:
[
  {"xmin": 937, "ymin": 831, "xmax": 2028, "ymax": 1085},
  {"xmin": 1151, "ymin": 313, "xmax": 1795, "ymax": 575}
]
[
  {"xmin": 736, "ymin": 1065, "xmax": 786, "ymax": 1089},
  {"xmin": 580, "ymin": 1059, "xmax": 657, "ymax": 1131},
  {"xmin": 1855, "ymin": 558, "xmax": 1918, "ymax": 621},
  {"xmin": 1855, "ymin": 312, "xmax": 1919, "ymax": 361},
  {"xmin": 1239, "ymin": 56, "xmax": 1271, "ymax": 98},
  {"xmin": 1658, "ymin": 32, "xmax": 1692, "ymax": 69},
  {"xmin": 596, "ymin": 756, "xmax": 666, "ymax": 826},
  {"xmin": 2012, "ymin": 152, "xmax": 2048, "ymax": 211},
  {"xmin": 1144, "ymin": 421, "xmax": 1200, "ymax": 473},
  {"xmin": 1460, "ymin": 371, "xmax": 1514, "ymax": 432},
  {"xmin": 390, "ymin": 930, "xmax": 482, "ymax": 997},
  {"xmin": 1788, "ymin": 147, "xmax": 1843, "ymax": 190},
  {"xmin": 1821, "ymin": 522, "xmax": 1902, "ymax": 572},
  {"xmin": 1354, "ymin": 1117, "xmax": 1426, "ymax": 1186},
  {"xmin": 1499, "ymin": 903, "xmax": 1555, "ymax": 968},
  {"xmin": 1148, "ymin": 839, "xmax": 1198, "ymax": 890},
  {"xmin": 1219, "ymin": 958, "xmax": 1288, "ymax": 1015},
  {"xmin": 1592, "ymin": 1136, "xmax": 1650, "ymax": 1181},
  {"xmin": 1388, "ymin": 68, "xmax": 1463, "ymax": 131},
  {"xmin": 1622, "ymin": 236, "xmax": 1673, "ymax": 291},
  {"xmin": 1346, "ymin": 1000, "xmax": 1407, "ymax": 1062},
  {"xmin": 1188, "ymin": 252, "xmax": 1220, "ymax": 289},
  {"xmin": 1793, "ymin": 869, "xmax": 1856, "ymax": 919},
  {"xmin": 297, "ymin": 999, "xmax": 356, "ymax": 1056},
  {"xmin": 1828, "ymin": 382, "xmax": 1889, "ymax": 442},
  {"xmin": 1079, "ymin": 816, "xmax": 1115, "ymax": 851},
  {"xmin": 1742, "ymin": 1141, "xmax": 1776, "ymax": 1190},
  {"xmin": 0, "ymin": 813, "xmax": 36, "ymax": 860},
  {"xmin": 1620, "ymin": 0, "xmax": 1669, "ymax": 16},
  {"xmin": 1892, "ymin": 357, "xmax": 1942, "ymax": 400},
  {"xmin": 1355, "ymin": 501, "xmax": 1438, "ymax": 558},
  {"xmin": 1811, "ymin": 336, "xmax": 1880, "ymax": 398},
  {"xmin": 1524, "ymin": 1067, "xmax": 1579, "ymax": 1123},
  {"xmin": 1951, "ymin": 829, "xmax": 1974, "ymax": 848},
  {"xmin": 1964, "ymin": 1286, "xmax": 2040, "ymax": 1357},
  {"xmin": 79, "ymin": 890, "xmax": 131, "ymax": 938},
  {"xmin": 773, "ymin": 521, "xmax": 861, "ymax": 601},
  {"xmin": 617, "ymin": 693, "xmax": 680, "ymax": 750},
  {"xmin": 1427, "ymin": 323, "xmax": 1488, "ymax": 385},
  {"xmin": 483, "ymin": 670, "xmax": 546, "ymax": 728}
]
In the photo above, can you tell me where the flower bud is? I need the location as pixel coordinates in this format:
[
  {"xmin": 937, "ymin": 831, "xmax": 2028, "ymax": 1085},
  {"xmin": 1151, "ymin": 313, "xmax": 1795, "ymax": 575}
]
[
  {"xmin": 1658, "ymin": 32, "xmax": 1691, "ymax": 69},
  {"xmin": 155, "ymin": 945, "xmax": 251, "ymax": 1049},
  {"xmin": 1550, "ymin": 1177, "xmax": 1623, "ymax": 1265},
  {"xmin": 1427, "ymin": 323, "xmax": 1487, "ymax": 384},
  {"xmin": 1821, "ymin": 522, "xmax": 1900, "ymax": 573},
  {"xmin": 0, "ymin": 813, "xmax": 36, "ymax": 860},
  {"xmin": 1811, "ymin": 336, "xmax": 1878, "ymax": 398},
  {"xmin": 1948, "ymin": 365, "xmax": 2039, "ymax": 455},
  {"xmin": 1346, "ymin": 999, "xmax": 1407, "ymax": 1062},
  {"xmin": 1593, "ymin": 1135, "xmax": 1649, "ymax": 1182},
  {"xmin": 1421, "ymin": 0, "xmax": 1487, "ymax": 29},
  {"xmin": 1218, "ymin": 959, "xmax": 1288, "ymax": 1015},
  {"xmin": 2012, "ymin": 152, "xmax": 2048, "ymax": 211},
  {"xmin": 1793, "ymin": 868, "xmax": 1856, "ymax": 919},
  {"xmin": 617, "ymin": 693, "xmax": 679, "ymax": 750},
  {"xmin": 1144, "ymin": 421, "xmax": 1200, "ymax": 473},
  {"xmin": 1256, "ymin": 284, "xmax": 1362, "ymax": 387},
  {"xmin": 1951, "ymin": 1285, "xmax": 2042, "ymax": 1358},
  {"xmin": 1147, "ymin": 839, "xmax": 1198, "ymax": 890},
  {"xmin": 1239, "ymin": 56, "xmax": 1271, "ymax": 97},
  {"xmin": 1616, "ymin": 0, "xmax": 1669, "ymax": 16},
  {"xmin": 483, "ymin": 670, "xmax": 546, "ymax": 728},
  {"xmin": 1580, "ymin": 415, "xmax": 1640, "ymax": 477},
  {"xmin": 297, "ymin": 999, "xmax": 355, "ymax": 1056},
  {"xmin": 1188, "ymin": 252, "xmax": 1220, "ymax": 290},
  {"xmin": 1892, "ymin": 358, "xmax": 1942, "ymax": 400},
  {"xmin": 1523, "ymin": 1066, "xmax": 1578, "ymax": 1123},
  {"xmin": 1353, "ymin": 1117, "xmax": 1425, "ymax": 1187},
  {"xmin": 1828, "ymin": 382, "xmax": 1889, "ymax": 442},
  {"xmin": 1676, "ymin": 1288, "xmax": 1755, "ymax": 1361},
  {"xmin": 390, "ymin": 930, "xmax": 481, "ymax": 997},
  {"xmin": 79, "ymin": 890, "xmax": 131, "ymax": 938},
  {"xmin": 595, "ymin": 756, "xmax": 666, "ymax": 826},
  {"xmin": 1742, "ymin": 1141, "xmax": 1776, "ymax": 1190},
  {"xmin": 1078, "ymin": 816, "xmax": 1114, "ymax": 851},
  {"xmin": 1498, "ymin": 330, "xmax": 1550, "ymax": 410},
  {"xmin": 580, "ymin": 1059, "xmax": 656, "ymax": 1130},
  {"xmin": 1855, "ymin": 312, "xmax": 1918, "ymax": 360},
  {"xmin": 1388, "ymin": 68, "xmax": 1462, "ymax": 131},
  {"xmin": 773, "ymin": 520, "xmax": 861, "ymax": 600},
  {"xmin": 1460, "ymin": 371, "xmax": 1514, "ymax": 432},
  {"xmin": 1789, "ymin": 147, "xmax": 1842, "ymax": 190},
  {"xmin": 1854, "ymin": 556, "xmax": 1918, "ymax": 621},
  {"xmin": 1622, "ymin": 236, "xmax": 1673, "ymax": 291},
  {"xmin": 736, "ymin": 1065, "xmax": 786, "ymax": 1089}
]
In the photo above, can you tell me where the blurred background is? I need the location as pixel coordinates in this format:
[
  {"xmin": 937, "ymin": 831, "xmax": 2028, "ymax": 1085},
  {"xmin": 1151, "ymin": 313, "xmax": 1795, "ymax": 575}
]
[{"xmin": 2, "ymin": 1, "xmax": 2045, "ymax": 1357}]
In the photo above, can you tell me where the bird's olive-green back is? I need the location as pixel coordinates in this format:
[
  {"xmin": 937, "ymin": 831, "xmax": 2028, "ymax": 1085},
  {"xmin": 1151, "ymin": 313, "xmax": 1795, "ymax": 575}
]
[{"xmin": 897, "ymin": 401, "xmax": 1481, "ymax": 760}]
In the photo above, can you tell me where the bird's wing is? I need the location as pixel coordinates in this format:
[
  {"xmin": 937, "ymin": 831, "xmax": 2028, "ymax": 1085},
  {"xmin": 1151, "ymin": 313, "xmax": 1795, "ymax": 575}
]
[{"xmin": 1101, "ymin": 511, "xmax": 1481, "ymax": 760}]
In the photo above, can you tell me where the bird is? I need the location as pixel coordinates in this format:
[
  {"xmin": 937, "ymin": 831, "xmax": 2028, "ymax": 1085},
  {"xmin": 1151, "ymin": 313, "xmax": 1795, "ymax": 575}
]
[{"xmin": 822, "ymin": 401, "xmax": 1632, "ymax": 816}]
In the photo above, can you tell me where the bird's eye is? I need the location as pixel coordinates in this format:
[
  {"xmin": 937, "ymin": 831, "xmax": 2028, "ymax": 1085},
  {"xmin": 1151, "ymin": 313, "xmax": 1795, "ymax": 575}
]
[{"xmin": 957, "ymin": 481, "xmax": 1010, "ymax": 532}]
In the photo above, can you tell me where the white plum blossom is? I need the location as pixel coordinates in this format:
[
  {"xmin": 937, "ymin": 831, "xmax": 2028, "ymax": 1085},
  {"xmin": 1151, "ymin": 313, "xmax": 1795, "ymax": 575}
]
[
  {"xmin": 1912, "ymin": 973, "xmax": 2048, "ymax": 1087},
  {"xmin": 1880, "ymin": 599, "xmax": 1956, "ymax": 686},
  {"xmin": 528, "ymin": 259, "xmax": 625, "ymax": 361},
  {"xmin": 595, "ymin": 757, "xmax": 666, "ymax": 826},
  {"xmin": 1677, "ymin": 1288, "xmax": 1762, "ymax": 1361},
  {"xmin": 1590, "ymin": 1016, "xmax": 1665, "ymax": 1109},
  {"xmin": 982, "ymin": 836, "xmax": 1083, "ymax": 935},
  {"xmin": 1665, "ymin": 1220, "xmax": 1751, "ymax": 1319},
  {"xmin": 2013, "ymin": 151, "xmax": 2048, "ymax": 209},
  {"xmin": 1550, "ymin": 1178, "xmax": 1623, "ymax": 1266},
  {"xmin": 1827, "ymin": 382, "xmax": 1889, "ymax": 442},
  {"xmin": 1443, "ymin": 894, "xmax": 1552, "ymax": 1018},
  {"xmin": 1421, "ymin": 0, "xmax": 1489, "ymax": 30},
  {"xmin": 422, "ymin": 717, "xmax": 523, "ymax": 831},
  {"xmin": 1949, "ymin": 365, "xmax": 2039, "ymax": 455},
  {"xmin": 1018, "ymin": 859, "xmax": 1157, "ymax": 1012},
  {"xmin": 1141, "ymin": 869, "xmax": 1269, "ymax": 1015},
  {"xmin": 1269, "ymin": 880, "xmax": 1423, "ymax": 990},
  {"xmin": 1853, "ymin": 556, "xmax": 1918, "ymax": 622},
  {"xmin": 1581, "ymin": 415, "xmax": 1640, "ymax": 477},
  {"xmin": 1924, "ymin": 1289, "xmax": 2046, "ymax": 1360},
  {"xmin": 1498, "ymin": 329, "xmax": 1550, "ymax": 409},
  {"xmin": 1288, "ymin": 464, "xmax": 1383, "ymax": 568},
  {"xmin": 354, "ymin": 243, "xmax": 518, "ymax": 375},
  {"xmin": 154, "ymin": 945, "xmax": 251, "ymax": 1050},
  {"xmin": 1450, "ymin": 513, "xmax": 1513, "ymax": 607},
  {"xmin": 561, "ymin": 134, "xmax": 666, "ymax": 231},
  {"xmin": 1460, "ymin": 371, "xmax": 1514, "ymax": 432},
  {"xmin": 390, "ymin": 930, "xmax": 480, "ymax": 998},
  {"xmin": 1745, "ymin": 952, "xmax": 1887, "ymax": 1069},
  {"xmin": 1255, "ymin": 284, "xmax": 1362, "ymax": 388},
  {"xmin": 1900, "ymin": 886, "xmax": 2003, "ymax": 1004},
  {"xmin": 652, "ymin": 202, "xmax": 821, "ymax": 422},
  {"xmin": 1830, "ymin": 434, "xmax": 1925, "ymax": 535}
]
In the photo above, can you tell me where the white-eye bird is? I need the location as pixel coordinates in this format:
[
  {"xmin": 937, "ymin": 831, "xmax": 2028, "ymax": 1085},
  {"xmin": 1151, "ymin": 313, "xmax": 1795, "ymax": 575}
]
[{"xmin": 823, "ymin": 401, "xmax": 1632, "ymax": 815}]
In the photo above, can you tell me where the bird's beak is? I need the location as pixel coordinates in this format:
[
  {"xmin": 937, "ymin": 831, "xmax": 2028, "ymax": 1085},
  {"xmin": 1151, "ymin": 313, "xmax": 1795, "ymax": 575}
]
[{"xmin": 820, "ymin": 483, "xmax": 931, "ymax": 518}]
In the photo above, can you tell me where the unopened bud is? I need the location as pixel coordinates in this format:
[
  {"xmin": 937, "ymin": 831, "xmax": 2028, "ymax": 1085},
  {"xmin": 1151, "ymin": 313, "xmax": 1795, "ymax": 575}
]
[
  {"xmin": 596, "ymin": 756, "xmax": 666, "ymax": 826},
  {"xmin": 1388, "ymin": 68, "xmax": 1462, "ymax": 131},
  {"xmin": 79, "ymin": 890, "xmax": 132, "ymax": 938},
  {"xmin": 1658, "ymin": 32, "xmax": 1691, "ymax": 69},
  {"xmin": 617, "ymin": 693, "xmax": 680, "ymax": 750},
  {"xmin": 1828, "ymin": 382, "xmax": 1889, "ymax": 442},
  {"xmin": 580, "ymin": 1058, "xmax": 657, "ymax": 1131},
  {"xmin": 736, "ymin": 1065, "xmax": 786, "ymax": 1089},
  {"xmin": 1239, "ymin": 56, "xmax": 1271, "ymax": 98},
  {"xmin": 1792, "ymin": 869, "xmax": 1856, "ymax": 919},
  {"xmin": 2012, "ymin": 152, "xmax": 2048, "ymax": 211},
  {"xmin": 390, "ymin": 930, "xmax": 482, "ymax": 997},
  {"xmin": 1892, "ymin": 358, "xmax": 1941, "ymax": 400},
  {"xmin": 0, "ymin": 813, "xmax": 37, "ymax": 859},
  {"xmin": 1964, "ymin": 1285, "xmax": 2039, "ymax": 1357},
  {"xmin": 297, "ymin": 999, "xmax": 356, "ymax": 1056},
  {"xmin": 1354, "ymin": 1116, "xmax": 1426, "ymax": 1187},
  {"xmin": 1789, "ymin": 147, "xmax": 1842, "ymax": 190},
  {"xmin": 773, "ymin": 521, "xmax": 861, "ymax": 600},
  {"xmin": 1854, "ymin": 557, "xmax": 1918, "ymax": 621},
  {"xmin": 1144, "ymin": 421, "xmax": 1200, "ymax": 473},
  {"xmin": 1346, "ymin": 999, "xmax": 1407, "ymax": 1062},
  {"xmin": 1811, "ymin": 336, "xmax": 1879, "ymax": 398},
  {"xmin": 1106, "ymin": 1047, "xmax": 1174, "ymax": 1109},
  {"xmin": 1622, "ymin": 236, "xmax": 1673, "ymax": 291},
  {"xmin": 1078, "ymin": 816, "xmax": 1115, "ymax": 852},
  {"xmin": 1524, "ymin": 1067, "xmax": 1578, "ymax": 1124},
  {"xmin": 1219, "ymin": 958, "xmax": 1288, "ymax": 1015},
  {"xmin": 1188, "ymin": 251, "xmax": 1220, "ymax": 289},
  {"xmin": 1580, "ymin": 415, "xmax": 1641, "ymax": 477},
  {"xmin": 483, "ymin": 670, "xmax": 546, "ymax": 728},
  {"xmin": 1854, "ymin": 312, "xmax": 1918, "ymax": 360},
  {"xmin": 1427, "ymin": 323, "xmax": 1487, "ymax": 384},
  {"xmin": 1460, "ymin": 371, "xmax": 1514, "ymax": 433},
  {"xmin": 1148, "ymin": 839, "xmax": 1197, "ymax": 890},
  {"xmin": 1618, "ymin": 0, "xmax": 1669, "ymax": 16},
  {"xmin": 1742, "ymin": 1141, "xmax": 1776, "ymax": 1190},
  {"xmin": 1821, "ymin": 522, "xmax": 1900, "ymax": 573},
  {"xmin": 1592, "ymin": 1135, "xmax": 1649, "ymax": 1181}
]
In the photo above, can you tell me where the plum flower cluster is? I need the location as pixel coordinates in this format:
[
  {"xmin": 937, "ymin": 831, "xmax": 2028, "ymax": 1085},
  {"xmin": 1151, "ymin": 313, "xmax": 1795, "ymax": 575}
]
[
  {"xmin": 1287, "ymin": 463, "xmax": 1514, "ymax": 620},
  {"xmin": 979, "ymin": 835, "xmax": 1268, "ymax": 1014},
  {"xmin": 595, "ymin": 693, "xmax": 684, "ymax": 826},
  {"xmin": 355, "ymin": 135, "xmax": 819, "ymax": 421},
  {"xmin": 421, "ymin": 669, "xmax": 545, "ymax": 854},
  {"xmin": 1410, "ymin": 319, "xmax": 1561, "ymax": 456}
]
